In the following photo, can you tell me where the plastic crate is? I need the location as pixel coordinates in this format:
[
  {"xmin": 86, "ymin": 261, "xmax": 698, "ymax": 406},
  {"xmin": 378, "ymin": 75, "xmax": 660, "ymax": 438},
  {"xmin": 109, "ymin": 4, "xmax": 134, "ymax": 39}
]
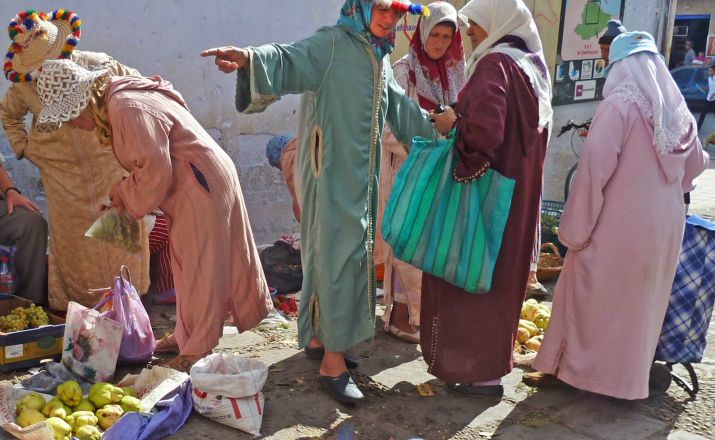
[{"xmin": 540, "ymin": 200, "xmax": 567, "ymax": 256}]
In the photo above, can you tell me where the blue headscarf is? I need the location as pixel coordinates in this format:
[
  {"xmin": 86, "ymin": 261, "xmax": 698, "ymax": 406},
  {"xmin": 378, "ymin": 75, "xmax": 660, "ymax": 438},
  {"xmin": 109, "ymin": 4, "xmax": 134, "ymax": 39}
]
[
  {"xmin": 266, "ymin": 134, "xmax": 293, "ymax": 168},
  {"xmin": 337, "ymin": 0, "xmax": 396, "ymax": 59},
  {"xmin": 608, "ymin": 31, "xmax": 659, "ymax": 67}
]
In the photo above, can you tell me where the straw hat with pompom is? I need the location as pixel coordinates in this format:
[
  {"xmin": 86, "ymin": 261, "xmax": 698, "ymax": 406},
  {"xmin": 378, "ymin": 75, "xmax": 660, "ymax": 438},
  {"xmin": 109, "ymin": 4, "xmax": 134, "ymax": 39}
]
[{"xmin": 4, "ymin": 9, "xmax": 81, "ymax": 83}]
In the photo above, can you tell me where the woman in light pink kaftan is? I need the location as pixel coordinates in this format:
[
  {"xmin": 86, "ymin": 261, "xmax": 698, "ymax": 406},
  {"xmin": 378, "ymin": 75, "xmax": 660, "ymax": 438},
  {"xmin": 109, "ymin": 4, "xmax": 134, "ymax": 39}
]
[
  {"xmin": 527, "ymin": 34, "xmax": 710, "ymax": 400},
  {"xmin": 106, "ymin": 76, "xmax": 272, "ymax": 369},
  {"xmin": 35, "ymin": 60, "xmax": 272, "ymax": 372}
]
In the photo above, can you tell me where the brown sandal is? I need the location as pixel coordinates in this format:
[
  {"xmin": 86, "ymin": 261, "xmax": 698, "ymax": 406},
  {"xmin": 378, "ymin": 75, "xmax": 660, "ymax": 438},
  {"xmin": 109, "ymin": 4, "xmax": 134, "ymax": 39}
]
[
  {"xmin": 162, "ymin": 353, "xmax": 209, "ymax": 373},
  {"xmin": 155, "ymin": 334, "xmax": 179, "ymax": 354},
  {"xmin": 386, "ymin": 324, "xmax": 420, "ymax": 344},
  {"xmin": 522, "ymin": 371, "xmax": 570, "ymax": 388}
]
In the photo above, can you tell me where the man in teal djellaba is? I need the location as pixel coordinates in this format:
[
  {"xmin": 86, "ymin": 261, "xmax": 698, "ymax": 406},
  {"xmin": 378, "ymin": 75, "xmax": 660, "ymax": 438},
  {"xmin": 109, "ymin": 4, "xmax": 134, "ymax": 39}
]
[{"xmin": 203, "ymin": 0, "xmax": 435, "ymax": 403}]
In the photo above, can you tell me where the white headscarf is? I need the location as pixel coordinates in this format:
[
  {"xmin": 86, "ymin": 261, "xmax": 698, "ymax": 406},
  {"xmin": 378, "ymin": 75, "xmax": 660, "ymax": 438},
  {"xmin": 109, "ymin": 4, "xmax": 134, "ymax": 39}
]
[
  {"xmin": 459, "ymin": 0, "xmax": 544, "ymax": 77},
  {"xmin": 603, "ymin": 52, "xmax": 697, "ymax": 170},
  {"xmin": 459, "ymin": 0, "xmax": 552, "ymax": 130}
]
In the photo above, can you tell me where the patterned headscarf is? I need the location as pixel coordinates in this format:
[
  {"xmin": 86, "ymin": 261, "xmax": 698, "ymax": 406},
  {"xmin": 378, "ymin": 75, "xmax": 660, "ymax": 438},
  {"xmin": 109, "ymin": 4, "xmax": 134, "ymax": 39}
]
[
  {"xmin": 407, "ymin": 1, "xmax": 464, "ymax": 110},
  {"xmin": 337, "ymin": 0, "xmax": 396, "ymax": 59},
  {"xmin": 266, "ymin": 134, "xmax": 293, "ymax": 168}
]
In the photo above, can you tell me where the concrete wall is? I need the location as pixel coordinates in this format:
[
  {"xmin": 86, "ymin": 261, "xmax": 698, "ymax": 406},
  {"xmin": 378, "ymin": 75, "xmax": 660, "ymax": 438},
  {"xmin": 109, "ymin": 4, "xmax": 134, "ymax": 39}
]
[
  {"xmin": 0, "ymin": 0, "xmax": 668, "ymax": 243},
  {"xmin": 0, "ymin": 0, "xmax": 345, "ymax": 243}
]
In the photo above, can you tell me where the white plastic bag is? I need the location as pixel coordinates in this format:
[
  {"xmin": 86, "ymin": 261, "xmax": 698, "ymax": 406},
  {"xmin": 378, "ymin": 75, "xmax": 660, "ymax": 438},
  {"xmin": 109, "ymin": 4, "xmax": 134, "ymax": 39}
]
[
  {"xmin": 190, "ymin": 353, "xmax": 268, "ymax": 436},
  {"xmin": 62, "ymin": 301, "xmax": 123, "ymax": 382}
]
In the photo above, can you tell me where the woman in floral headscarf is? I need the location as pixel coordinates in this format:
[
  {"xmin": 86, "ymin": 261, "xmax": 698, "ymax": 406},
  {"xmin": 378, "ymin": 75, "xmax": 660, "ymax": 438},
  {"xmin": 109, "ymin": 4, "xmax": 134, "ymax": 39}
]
[
  {"xmin": 202, "ymin": 0, "xmax": 436, "ymax": 404},
  {"xmin": 376, "ymin": 1, "xmax": 464, "ymax": 344}
]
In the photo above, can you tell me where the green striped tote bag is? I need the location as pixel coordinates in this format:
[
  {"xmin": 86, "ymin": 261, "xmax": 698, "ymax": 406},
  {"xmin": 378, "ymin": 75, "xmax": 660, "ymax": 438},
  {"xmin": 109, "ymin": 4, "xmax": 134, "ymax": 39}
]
[{"xmin": 381, "ymin": 132, "xmax": 515, "ymax": 294}]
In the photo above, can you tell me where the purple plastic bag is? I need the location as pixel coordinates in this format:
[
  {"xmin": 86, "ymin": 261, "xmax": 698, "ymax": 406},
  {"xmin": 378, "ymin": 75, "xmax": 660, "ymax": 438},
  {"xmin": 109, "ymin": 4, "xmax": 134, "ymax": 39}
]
[{"xmin": 111, "ymin": 266, "xmax": 156, "ymax": 364}]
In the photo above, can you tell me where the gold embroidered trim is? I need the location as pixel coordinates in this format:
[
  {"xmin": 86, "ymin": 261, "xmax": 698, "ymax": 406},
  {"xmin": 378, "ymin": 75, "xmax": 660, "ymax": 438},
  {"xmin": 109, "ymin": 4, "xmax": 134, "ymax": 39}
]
[
  {"xmin": 454, "ymin": 161, "xmax": 490, "ymax": 183},
  {"xmin": 309, "ymin": 293, "xmax": 320, "ymax": 336},
  {"xmin": 310, "ymin": 125, "xmax": 324, "ymax": 178},
  {"xmin": 364, "ymin": 44, "xmax": 384, "ymax": 322},
  {"xmin": 428, "ymin": 316, "xmax": 439, "ymax": 373}
]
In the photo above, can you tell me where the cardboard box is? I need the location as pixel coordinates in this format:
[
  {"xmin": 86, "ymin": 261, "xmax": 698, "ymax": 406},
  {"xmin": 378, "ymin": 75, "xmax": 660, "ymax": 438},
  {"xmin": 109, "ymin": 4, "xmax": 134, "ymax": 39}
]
[{"xmin": 0, "ymin": 295, "xmax": 64, "ymax": 371}]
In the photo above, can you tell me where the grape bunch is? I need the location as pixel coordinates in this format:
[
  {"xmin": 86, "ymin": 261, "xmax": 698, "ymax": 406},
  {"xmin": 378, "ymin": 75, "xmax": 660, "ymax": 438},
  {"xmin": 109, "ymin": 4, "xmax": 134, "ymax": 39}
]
[
  {"xmin": 26, "ymin": 304, "xmax": 49, "ymax": 328},
  {"xmin": 0, "ymin": 312, "xmax": 27, "ymax": 332},
  {"xmin": 0, "ymin": 304, "xmax": 50, "ymax": 333}
]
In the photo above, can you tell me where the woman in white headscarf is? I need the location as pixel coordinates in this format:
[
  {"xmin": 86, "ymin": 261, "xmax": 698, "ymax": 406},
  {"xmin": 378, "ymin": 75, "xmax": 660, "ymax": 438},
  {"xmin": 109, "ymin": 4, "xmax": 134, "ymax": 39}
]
[
  {"xmin": 428, "ymin": 0, "xmax": 551, "ymax": 396},
  {"xmin": 524, "ymin": 32, "xmax": 709, "ymax": 400},
  {"xmin": 376, "ymin": 1, "xmax": 465, "ymax": 344}
]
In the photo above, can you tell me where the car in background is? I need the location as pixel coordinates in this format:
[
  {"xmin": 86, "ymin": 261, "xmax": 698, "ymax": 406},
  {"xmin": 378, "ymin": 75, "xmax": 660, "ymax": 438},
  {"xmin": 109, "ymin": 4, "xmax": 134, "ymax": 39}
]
[{"xmin": 671, "ymin": 65, "xmax": 708, "ymax": 111}]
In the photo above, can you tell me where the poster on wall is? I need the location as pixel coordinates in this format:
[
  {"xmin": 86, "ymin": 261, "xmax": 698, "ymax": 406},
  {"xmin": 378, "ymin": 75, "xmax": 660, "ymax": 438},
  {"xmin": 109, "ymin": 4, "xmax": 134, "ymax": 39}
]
[
  {"xmin": 553, "ymin": 0, "xmax": 625, "ymax": 105},
  {"xmin": 707, "ymin": 35, "xmax": 715, "ymax": 57}
]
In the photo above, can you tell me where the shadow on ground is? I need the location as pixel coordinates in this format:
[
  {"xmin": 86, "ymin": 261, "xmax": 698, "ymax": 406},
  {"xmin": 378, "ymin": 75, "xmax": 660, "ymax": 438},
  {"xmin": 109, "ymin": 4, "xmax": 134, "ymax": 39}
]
[{"xmin": 488, "ymin": 379, "xmax": 690, "ymax": 440}]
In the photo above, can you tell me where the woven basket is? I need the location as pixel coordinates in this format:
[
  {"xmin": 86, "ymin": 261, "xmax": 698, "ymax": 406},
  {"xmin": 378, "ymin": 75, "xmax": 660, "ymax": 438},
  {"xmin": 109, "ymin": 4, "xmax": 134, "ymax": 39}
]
[{"xmin": 536, "ymin": 242, "xmax": 564, "ymax": 281}]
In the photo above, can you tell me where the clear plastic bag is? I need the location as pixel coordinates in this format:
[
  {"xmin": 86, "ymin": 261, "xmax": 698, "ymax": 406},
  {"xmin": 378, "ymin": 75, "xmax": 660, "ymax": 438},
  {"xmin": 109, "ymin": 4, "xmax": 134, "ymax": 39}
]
[{"xmin": 85, "ymin": 208, "xmax": 142, "ymax": 254}]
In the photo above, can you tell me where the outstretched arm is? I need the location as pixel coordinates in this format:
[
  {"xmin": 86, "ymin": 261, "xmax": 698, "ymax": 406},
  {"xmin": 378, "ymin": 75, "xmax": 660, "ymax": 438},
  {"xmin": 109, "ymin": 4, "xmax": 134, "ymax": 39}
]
[
  {"xmin": 202, "ymin": 29, "xmax": 336, "ymax": 114},
  {"xmin": 200, "ymin": 46, "xmax": 250, "ymax": 74}
]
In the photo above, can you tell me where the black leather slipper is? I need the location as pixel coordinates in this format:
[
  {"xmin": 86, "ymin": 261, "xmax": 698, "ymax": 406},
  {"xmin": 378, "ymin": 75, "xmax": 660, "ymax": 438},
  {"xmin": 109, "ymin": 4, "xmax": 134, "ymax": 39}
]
[{"xmin": 319, "ymin": 372, "xmax": 364, "ymax": 404}]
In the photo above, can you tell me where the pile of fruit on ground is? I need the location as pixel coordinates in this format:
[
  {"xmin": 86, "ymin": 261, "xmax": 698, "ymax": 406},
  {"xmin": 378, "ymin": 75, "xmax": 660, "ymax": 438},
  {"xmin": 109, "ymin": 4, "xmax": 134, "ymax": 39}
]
[
  {"xmin": 515, "ymin": 299, "xmax": 551, "ymax": 355},
  {"xmin": 14, "ymin": 380, "xmax": 140, "ymax": 439}
]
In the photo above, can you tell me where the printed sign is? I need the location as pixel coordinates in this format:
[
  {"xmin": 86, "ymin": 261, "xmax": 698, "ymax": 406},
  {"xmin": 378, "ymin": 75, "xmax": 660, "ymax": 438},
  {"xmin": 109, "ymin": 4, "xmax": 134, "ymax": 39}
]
[
  {"xmin": 574, "ymin": 79, "xmax": 597, "ymax": 100},
  {"xmin": 707, "ymin": 35, "xmax": 715, "ymax": 57},
  {"xmin": 553, "ymin": 0, "xmax": 625, "ymax": 105}
]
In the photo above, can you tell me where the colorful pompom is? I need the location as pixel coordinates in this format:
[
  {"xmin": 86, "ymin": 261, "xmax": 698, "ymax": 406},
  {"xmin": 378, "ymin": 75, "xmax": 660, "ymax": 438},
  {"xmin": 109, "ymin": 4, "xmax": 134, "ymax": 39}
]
[
  {"xmin": 373, "ymin": 0, "xmax": 426, "ymax": 16},
  {"xmin": 4, "ymin": 9, "xmax": 80, "ymax": 82},
  {"xmin": 391, "ymin": 1, "xmax": 409, "ymax": 13}
]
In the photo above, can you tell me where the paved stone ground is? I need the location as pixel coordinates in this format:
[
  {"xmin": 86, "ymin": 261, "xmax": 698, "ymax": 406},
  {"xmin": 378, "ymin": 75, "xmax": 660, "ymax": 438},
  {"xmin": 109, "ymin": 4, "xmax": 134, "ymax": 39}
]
[
  {"xmin": 163, "ymin": 299, "xmax": 713, "ymax": 440},
  {"xmin": 2, "ymin": 291, "xmax": 711, "ymax": 440}
]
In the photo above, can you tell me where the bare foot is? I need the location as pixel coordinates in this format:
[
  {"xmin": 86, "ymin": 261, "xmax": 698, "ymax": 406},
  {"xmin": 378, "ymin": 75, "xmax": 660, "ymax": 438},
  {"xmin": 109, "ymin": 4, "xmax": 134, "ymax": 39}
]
[
  {"xmin": 390, "ymin": 302, "xmax": 418, "ymax": 335},
  {"xmin": 319, "ymin": 351, "xmax": 348, "ymax": 377},
  {"xmin": 308, "ymin": 337, "xmax": 323, "ymax": 349},
  {"xmin": 527, "ymin": 270, "xmax": 539, "ymax": 286}
]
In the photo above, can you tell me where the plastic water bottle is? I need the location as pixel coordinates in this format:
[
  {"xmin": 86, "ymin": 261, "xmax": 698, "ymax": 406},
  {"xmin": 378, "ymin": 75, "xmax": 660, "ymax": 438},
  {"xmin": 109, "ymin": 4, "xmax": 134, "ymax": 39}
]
[{"xmin": 0, "ymin": 255, "xmax": 15, "ymax": 295}]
